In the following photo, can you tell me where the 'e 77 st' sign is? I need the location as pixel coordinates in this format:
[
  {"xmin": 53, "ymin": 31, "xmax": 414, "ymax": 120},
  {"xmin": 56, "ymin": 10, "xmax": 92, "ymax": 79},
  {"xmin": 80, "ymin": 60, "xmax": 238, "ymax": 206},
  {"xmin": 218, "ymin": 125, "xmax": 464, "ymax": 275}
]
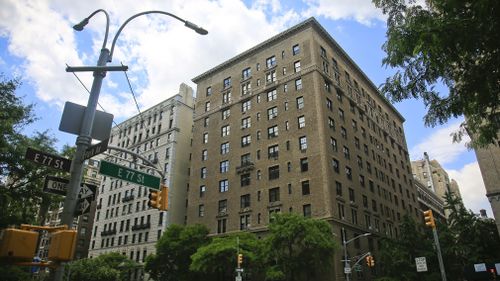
[
  {"xmin": 99, "ymin": 160, "xmax": 161, "ymax": 190},
  {"xmin": 25, "ymin": 147, "xmax": 72, "ymax": 172}
]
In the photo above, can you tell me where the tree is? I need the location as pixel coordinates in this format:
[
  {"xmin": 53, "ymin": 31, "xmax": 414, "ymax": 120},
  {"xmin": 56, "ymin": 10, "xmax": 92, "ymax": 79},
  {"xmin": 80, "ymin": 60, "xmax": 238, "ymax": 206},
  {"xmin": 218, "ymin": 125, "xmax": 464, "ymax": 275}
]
[
  {"xmin": 0, "ymin": 75, "xmax": 62, "ymax": 228},
  {"xmin": 65, "ymin": 252, "xmax": 138, "ymax": 281},
  {"xmin": 373, "ymin": 0, "xmax": 500, "ymax": 147},
  {"xmin": 190, "ymin": 232, "xmax": 265, "ymax": 281},
  {"xmin": 264, "ymin": 213, "xmax": 338, "ymax": 281},
  {"xmin": 144, "ymin": 224, "xmax": 210, "ymax": 281}
]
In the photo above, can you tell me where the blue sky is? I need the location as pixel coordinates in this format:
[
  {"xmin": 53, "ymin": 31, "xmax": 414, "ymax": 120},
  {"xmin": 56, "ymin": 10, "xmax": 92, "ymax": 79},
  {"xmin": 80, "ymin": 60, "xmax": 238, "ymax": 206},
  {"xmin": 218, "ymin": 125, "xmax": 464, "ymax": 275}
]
[{"xmin": 0, "ymin": 0, "xmax": 490, "ymax": 214}]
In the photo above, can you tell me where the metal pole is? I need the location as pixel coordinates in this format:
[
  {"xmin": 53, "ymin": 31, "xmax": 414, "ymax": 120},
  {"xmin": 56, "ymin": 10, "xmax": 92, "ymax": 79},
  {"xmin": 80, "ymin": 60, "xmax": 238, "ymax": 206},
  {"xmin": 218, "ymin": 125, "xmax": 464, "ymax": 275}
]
[
  {"xmin": 53, "ymin": 47, "xmax": 110, "ymax": 281},
  {"xmin": 343, "ymin": 228, "xmax": 350, "ymax": 281},
  {"xmin": 433, "ymin": 228, "xmax": 447, "ymax": 281}
]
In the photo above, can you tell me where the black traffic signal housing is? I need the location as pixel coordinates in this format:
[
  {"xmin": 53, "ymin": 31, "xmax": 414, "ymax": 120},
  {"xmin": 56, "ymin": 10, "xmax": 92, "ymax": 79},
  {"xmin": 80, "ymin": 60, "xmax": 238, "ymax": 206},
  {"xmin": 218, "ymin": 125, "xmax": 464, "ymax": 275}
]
[{"xmin": 423, "ymin": 210, "xmax": 436, "ymax": 229}]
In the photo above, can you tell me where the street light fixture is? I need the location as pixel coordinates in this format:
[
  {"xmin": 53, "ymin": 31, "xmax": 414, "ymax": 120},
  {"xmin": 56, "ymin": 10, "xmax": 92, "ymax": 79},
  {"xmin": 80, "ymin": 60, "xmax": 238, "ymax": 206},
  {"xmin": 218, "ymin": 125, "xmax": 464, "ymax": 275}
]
[
  {"xmin": 342, "ymin": 230, "xmax": 371, "ymax": 281},
  {"xmin": 55, "ymin": 9, "xmax": 207, "ymax": 281}
]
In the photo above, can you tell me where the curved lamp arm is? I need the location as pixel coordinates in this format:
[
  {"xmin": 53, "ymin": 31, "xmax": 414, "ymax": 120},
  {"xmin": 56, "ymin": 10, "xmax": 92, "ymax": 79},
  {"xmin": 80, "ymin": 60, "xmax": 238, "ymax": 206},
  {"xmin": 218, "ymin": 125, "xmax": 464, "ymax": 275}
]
[
  {"xmin": 109, "ymin": 10, "xmax": 207, "ymax": 62},
  {"xmin": 73, "ymin": 9, "xmax": 110, "ymax": 50}
]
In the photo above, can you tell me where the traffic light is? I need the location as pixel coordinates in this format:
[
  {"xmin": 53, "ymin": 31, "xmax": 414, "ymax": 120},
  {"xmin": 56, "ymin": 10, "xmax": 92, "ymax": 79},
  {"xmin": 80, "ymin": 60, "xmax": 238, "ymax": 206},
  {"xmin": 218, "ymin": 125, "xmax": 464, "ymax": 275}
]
[
  {"xmin": 423, "ymin": 209, "xmax": 436, "ymax": 228},
  {"xmin": 48, "ymin": 230, "xmax": 77, "ymax": 261},
  {"xmin": 237, "ymin": 253, "xmax": 243, "ymax": 267},
  {"xmin": 365, "ymin": 255, "xmax": 375, "ymax": 267},
  {"xmin": 148, "ymin": 185, "xmax": 168, "ymax": 211},
  {"xmin": 489, "ymin": 268, "xmax": 497, "ymax": 280},
  {"xmin": 0, "ymin": 228, "xmax": 38, "ymax": 261}
]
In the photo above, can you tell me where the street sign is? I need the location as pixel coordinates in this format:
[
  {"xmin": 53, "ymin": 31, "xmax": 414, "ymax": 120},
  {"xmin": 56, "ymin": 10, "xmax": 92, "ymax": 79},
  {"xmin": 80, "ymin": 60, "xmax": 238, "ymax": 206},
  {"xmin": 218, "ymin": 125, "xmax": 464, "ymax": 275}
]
[
  {"xmin": 344, "ymin": 267, "xmax": 351, "ymax": 274},
  {"xmin": 415, "ymin": 257, "xmax": 428, "ymax": 272},
  {"xmin": 78, "ymin": 183, "xmax": 97, "ymax": 200},
  {"xmin": 235, "ymin": 277, "xmax": 242, "ymax": 281},
  {"xmin": 99, "ymin": 160, "xmax": 161, "ymax": 189},
  {"xmin": 59, "ymin": 101, "xmax": 114, "ymax": 141},
  {"xmin": 474, "ymin": 263, "xmax": 487, "ymax": 272},
  {"xmin": 25, "ymin": 147, "xmax": 72, "ymax": 172},
  {"xmin": 44, "ymin": 176, "xmax": 69, "ymax": 196},
  {"xmin": 75, "ymin": 197, "xmax": 92, "ymax": 216},
  {"xmin": 83, "ymin": 138, "xmax": 109, "ymax": 160}
]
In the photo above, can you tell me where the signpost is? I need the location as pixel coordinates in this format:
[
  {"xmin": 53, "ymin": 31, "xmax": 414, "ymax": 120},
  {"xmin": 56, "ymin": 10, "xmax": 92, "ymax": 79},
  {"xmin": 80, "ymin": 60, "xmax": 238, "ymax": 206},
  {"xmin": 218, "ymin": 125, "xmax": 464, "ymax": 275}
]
[
  {"xmin": 99, "ymin": 160, "xmax": 161, "ymax": 189},
  {"xmin": 25, "ymin": 148, "xmax": 72, "ymax": 172},
  {"xmin": 83, "ymin": 138, "xmax": 109, "ymax": 160},
  {"xmin": 416, "ymin": 257, "xmax": 428, "ymax": 272}
]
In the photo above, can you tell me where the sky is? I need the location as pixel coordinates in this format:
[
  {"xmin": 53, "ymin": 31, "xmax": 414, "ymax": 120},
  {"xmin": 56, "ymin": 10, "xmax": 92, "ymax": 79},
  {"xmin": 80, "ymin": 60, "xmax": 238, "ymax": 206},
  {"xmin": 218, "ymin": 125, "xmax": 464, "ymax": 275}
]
[{"xmin": 0, "ymin": 0, "xmax": 492, "ymax": 215}]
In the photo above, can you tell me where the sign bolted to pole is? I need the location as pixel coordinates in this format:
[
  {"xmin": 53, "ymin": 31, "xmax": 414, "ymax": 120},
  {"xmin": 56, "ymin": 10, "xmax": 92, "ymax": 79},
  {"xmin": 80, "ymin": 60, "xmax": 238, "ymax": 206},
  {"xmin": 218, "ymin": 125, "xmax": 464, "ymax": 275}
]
[
  {"xmin": 83, "ymin": 138, "xmax": 109, "ymax": 160},
  {"xmin": 416, "ymin": 257, "xmax": 428, "ymax": 272},
  {"xmin": 99, "ymin": 160, "xmax": 161, "ymax": 189},
  {"xmin": 25, "ymin": 148, "xmax": 72, "ymax": 172},
  {"xmin": 44, "ymin": 176, "xmax": 69, "ymax": 196},
  {"xmin": 74, "ymin": 197, "xmax": 93, "ymax": 216}
]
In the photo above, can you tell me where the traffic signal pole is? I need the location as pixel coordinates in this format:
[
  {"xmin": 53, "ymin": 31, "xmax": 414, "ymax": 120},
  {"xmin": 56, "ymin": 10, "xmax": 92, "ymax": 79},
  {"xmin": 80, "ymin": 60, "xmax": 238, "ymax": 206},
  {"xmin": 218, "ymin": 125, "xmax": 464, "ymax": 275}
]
[{"xmin": 432, "ymin": 227, "xmax": 447, "ymax": 281}]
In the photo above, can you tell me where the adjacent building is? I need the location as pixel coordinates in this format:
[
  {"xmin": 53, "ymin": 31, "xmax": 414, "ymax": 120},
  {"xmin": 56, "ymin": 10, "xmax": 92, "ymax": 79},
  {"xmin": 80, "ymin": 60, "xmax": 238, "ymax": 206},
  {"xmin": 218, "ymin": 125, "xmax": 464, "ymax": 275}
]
[
  {"xmin": 415, "ymin": 179, "xmax": 446, "ymax": 222},
  {"xmin": 187, "ymin": 17, "xmax": 420, "ymax": 279},
  {"xmin": 88, "ymin": 84, "xmax": 195, "ymax": 280}
]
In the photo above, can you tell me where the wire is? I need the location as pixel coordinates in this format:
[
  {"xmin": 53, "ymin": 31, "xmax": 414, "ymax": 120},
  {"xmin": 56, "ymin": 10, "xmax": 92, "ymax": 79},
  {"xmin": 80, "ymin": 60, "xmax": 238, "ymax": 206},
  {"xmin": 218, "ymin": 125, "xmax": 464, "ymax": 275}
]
[{"xmin": 122, "ymin": 62, "xmax": 143, "ymax": 121}]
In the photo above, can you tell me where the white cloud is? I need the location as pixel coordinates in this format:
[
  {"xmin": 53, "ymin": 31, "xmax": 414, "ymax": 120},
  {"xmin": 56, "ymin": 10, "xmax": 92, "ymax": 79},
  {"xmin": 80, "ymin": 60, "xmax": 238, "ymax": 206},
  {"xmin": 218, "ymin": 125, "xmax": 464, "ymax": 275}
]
[
  {"xmin": 410, "ymin": 121, "xmax": 470, "ymax": 165},
  {"xmin": 302, "ymin": 0, "xmax": 385, "ymax": 26},
  {"xmin": 448, "ymin": 162, "xmax": 492, "ymax": 215}
]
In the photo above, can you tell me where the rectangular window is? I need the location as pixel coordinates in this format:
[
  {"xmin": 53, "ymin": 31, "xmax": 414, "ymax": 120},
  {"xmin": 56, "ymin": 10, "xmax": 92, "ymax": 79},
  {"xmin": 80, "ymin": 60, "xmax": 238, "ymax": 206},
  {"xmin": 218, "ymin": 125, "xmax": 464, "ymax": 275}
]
[
  {"xmin": 268, "ymin": 125, "xmax": 279, "ymax": 139},
  {"xmin": 220, "ymin": 160, "xmax": 229, "ymax": 173},
  {"xmin": 201, "ymin": 149, "xmax": 207, "ymax": 161},
  {"xmin": 242, "ymin": 100, "xmax": 251, "ymax": 112},
  {"xmin": 267, "ymin": 89, "xmax": 277, "ymax": 101},
  {"xmin": 267, "ymin": 107, "xmax": 278, "ymax": 120},
  {"xmin": 203, "ymin": 133, "xmax": 208, "ymax": 144},
  {"xmin": 218, "ymin": 200, "xmax": 227, "ymax": 213},
  {"xmin": 299, "ymin": 136, "xmax": 307, "ymax": 150},
  {"xmin": 240, "ymin": 173, "xmax": 251, "ymax": 186},
  {"xmin": 242, "ymin": 67, "xmax": 251, "ymax": 80},
  {"xmin": 241, "ymin": 153, "xmax": 251, "ymax": 165},
  {"xmin": 223, "ymin": 77, "xmax": 231, "ymax": 89},
  {"xmin": 294, "ymin": 61, "xmax": 301, "ymax": 72},
  {"xmin": 219, "ymin": 179, "xmax": 229, "ymax": 193},
  {"xmin": 303, "ymin": 204, "xmax": 311, "ymax": 217},
  {"xmin": 221, "ymin": 142, "xmax": 230, "ymax": 154},
  {"xmin": 240, "ymin": 214, "xmax": 250, "ymax": 230},
  {"xmin": 331, "ymin": 137, "xmax": 338, "ymax": 151},
  {"xmin": 345, "ymin": 166, "xmax": 352, "ymax": 180},
  {"xmin": 206, "ymin": 87, "xmax": 212, "ymax": 96},
  {"xmin": 298, "ymin": 115, "xmax": 305, "ymax": 128},
  {"xmin": 292, "ymin": 44, "xmax": 300, "ymax": 55},
  {"xmin": 205, "ymin": 101, "xmax": 210, "ymax": 112},
  {"xmin": 269, "ymin": 165, "xmax": 280, "ymax": 180},
  {"xmin": 349, "ymin": 188, "xmax": 355, "ymax": 202},
  {"xmin": 328, "ymin": 117, "xmax": 336, "ymax": 130},
  {"xmin": 241, "ymin": 135, "xmax": 251, "ymax": 147},
  {"xmin": 343, "ymin": 146, "xmax": 350, "ymax": 159},
  {"xmin": 222, "ymin": 109, "xmax": 230, "ymax": 120},
  {"xmin": 241, "ymin": 81, "xmax": 251, "ymax": 96},
  {"xmin": 296, "ymin": 96, "xmax": 304, "ymax": 109},
  {"xmin": 266, "ymin": 70, "xmax": 277, "ymax": 83},
  {"xmin": 301, "ymin": 180, "xmax": 310, "ymax": 195},
  {"xmin": 332, "ymin": 158, "xmax": 340, "ymax": 173},
  {"xmin": 222, "ymin": 92, "xmax": 231, "ymax": 104},
  {"xmin": 240, "ymin": 193, "xmax": 251, "ymax": 209},
  {"xmin": 217, "ymin": 219, "xmax": 227, "ymax": 234},
  {"xmin": 221, "ymin": 125, "xmax": 230, "ymax": 137},
  {"xmin": 198, "ymin": 205, "xmax": 205, "ymax": 217},
  {"xmin": 241, "ymin": 117, "xmax": 251, "ymax": 129},
  {"xmin": 200, "ymin": 167, "xmax": 207, "ymax": 179},
  {"xmin": 300, "ymin": 157, "xmax": 308, "ymax": 172},
  {"xmin": 266, "ymin": 56, "xmax": 276, "ymax": 68},
  {"xmin": 268, "ymin": 145, "xmax": 279, "ymax": 159},
  {"xmin": 326, "ymin": 98, "xmax": 332, "ymax": 110},
  {"xmin": 336, "ymin": 181, "xmax": 342, "ymax": 196},
  {"xmin": 295, "ymin": 78, "xmax": 302, "ymax": 90},
  {"xmin": 269, "ymin": 187, "xmax": 280, "ymax": 202}
]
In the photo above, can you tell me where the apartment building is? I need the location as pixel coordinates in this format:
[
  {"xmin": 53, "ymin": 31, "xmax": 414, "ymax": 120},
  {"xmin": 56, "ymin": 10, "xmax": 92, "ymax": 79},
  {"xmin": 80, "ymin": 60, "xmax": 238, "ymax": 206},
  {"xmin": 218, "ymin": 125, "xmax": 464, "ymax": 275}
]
[
  {"xmin": 88, "ymin": 84, "xmax": 194, "ymax": 279},
  {"xmin": 415, "ymin": 179, "xmax": 446, "ymax": 222},
  {"xmin": 187, "ymin": 18, "xmax": 419, "ymax": 279}
]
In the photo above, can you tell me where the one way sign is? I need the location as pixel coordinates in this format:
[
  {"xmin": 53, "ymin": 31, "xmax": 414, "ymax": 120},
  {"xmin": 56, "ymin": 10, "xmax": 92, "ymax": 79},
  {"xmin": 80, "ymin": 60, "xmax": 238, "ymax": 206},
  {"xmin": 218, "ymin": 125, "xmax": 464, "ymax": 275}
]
[
  {"xmin": 75, "ymin": 197, "xmax": 93, "ymax": 216},
  {"xmin": 79, "ymin": 183, "xmax": 97, "ymax": 200}
]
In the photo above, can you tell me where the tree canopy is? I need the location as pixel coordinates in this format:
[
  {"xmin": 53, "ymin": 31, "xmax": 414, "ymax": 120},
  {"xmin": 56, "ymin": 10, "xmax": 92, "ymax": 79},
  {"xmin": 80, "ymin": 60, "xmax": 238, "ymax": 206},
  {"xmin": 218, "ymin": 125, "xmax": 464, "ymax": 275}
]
[
  {"xmin": 65, "ymin": 252, "xmax": 139, "ymax": 281},
  {"xmin": 373, "ymin": 0, "xmax": 500, "ymax": 147}
]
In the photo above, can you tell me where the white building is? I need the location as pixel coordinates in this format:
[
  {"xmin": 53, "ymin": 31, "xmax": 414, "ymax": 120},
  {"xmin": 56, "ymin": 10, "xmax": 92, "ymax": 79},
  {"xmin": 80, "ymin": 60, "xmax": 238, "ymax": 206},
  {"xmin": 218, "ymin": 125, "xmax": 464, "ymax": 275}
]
[{"xmin": 88, "ymin": 84, "xmax": 195, "ymax": 279}]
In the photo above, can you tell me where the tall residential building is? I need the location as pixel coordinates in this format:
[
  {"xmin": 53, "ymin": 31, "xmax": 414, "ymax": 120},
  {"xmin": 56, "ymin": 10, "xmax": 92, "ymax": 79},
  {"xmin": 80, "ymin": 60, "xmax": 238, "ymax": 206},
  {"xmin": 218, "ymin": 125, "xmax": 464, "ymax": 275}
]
[
  {"xmin": 187, "ymin": 18, "xmax": 419, "ymax": 279},
  {"xmin": 415, "ymin": 179, "xmax": 445, "ymax": 222},
  {"xmin": 474, "ymin": 143, "xmax": 500, "ymax": 234},
  {"xmin": 88, "ymin": 84, "xmax": 194, "ymax": 279},
  {"xmin": 411, "ymin": 152, "xmax": 462, "ymax": 201}
]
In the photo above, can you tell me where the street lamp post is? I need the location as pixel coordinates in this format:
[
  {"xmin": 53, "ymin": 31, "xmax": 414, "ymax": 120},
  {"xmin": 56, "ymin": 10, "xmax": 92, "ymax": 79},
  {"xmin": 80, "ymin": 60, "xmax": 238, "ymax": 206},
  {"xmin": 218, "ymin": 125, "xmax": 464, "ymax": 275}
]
[
  {"xmin": 54, "ymin": 9, "xmax": 207, "ymax": 281},
  {"xmin": 342, "ymin": 229, "xmax": 371, "ymax": 281}
]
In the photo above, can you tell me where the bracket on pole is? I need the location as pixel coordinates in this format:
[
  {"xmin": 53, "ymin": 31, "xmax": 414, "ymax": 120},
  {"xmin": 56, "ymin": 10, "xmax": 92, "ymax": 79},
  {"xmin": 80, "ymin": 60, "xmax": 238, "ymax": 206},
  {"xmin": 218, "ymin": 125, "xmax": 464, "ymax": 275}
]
[{"xmin": 65, "ymin": 65, "xmax": 128, "ymax": 72}]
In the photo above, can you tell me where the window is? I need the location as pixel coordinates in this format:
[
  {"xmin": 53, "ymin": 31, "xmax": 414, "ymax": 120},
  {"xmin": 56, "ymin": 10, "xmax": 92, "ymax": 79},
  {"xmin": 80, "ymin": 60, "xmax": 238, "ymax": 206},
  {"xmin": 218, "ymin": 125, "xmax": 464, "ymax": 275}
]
[
  {"xmin": 303, "ymin": 204, "xmax": 311, "ymax": 217},
  {"xmin": 335, "ymin": 181, "xmax": 342, "ymax": 196},
  {"xmin": 331, "ymin": 137, "xmax": 338, "ymax": 151},
  {"xmin": 268, "ymin": 125, "xmax": 279, "ymax": 139},
  {"xmin": 203, "ymin": 133, "xmax": 208, "ymax": 144},
  {"xmin": 341, "ymin": 127, "xmax": 347, "ymax": 139},
  {"xmin": 200, "ymin": 167, "xmax": 207, "ymax": 179},
  {"xmin": 268, "ymin": 145, "xmax": 279, "ymax": 159},
  {"xmin": 199, "ymin": 185, "xmax": 205, "ymax": 197},
  {"xmin": 203, "ymin": 117, "xmax": 209, "ymax": 127},
  {"xmin": 294, "ymin": 61, "xmax": 301, "ymax": 72},
  {"xmin": 267, "ymin": 89, "xmax": 277, "ymax": 101},
  {"xmin": 349, "ymin": 188, "xmax": 355, "ymax": 202},
  {"xmin": 343, "ymin": 146, "xmax": 350, "ymax": 159},
  {"xmin": 242, "ymin": 100, "xmax": 251, "ymax": 112},
  {"xmin": 296, "ymin": 96, "xmax": 304, "ymax": 109},
  {"xmin": 345, "ymin": 166, "xmax": 352, "ymax": 180},
  {"xmin": 298, "ymin": 116, "xmax": 305, "ymax": 128},
  {"xmin": 241, "ymin": 194, "xmax": 251, "ymax": 208},
  {"xmin": 223, "ymin": 77, "xmax": 231, "ymax": 89},
  {"xmin": 302, "ymin": 180, "xmax": 310, "ymax": 195},
  {"xmin": 242, "ymin": 81, "xmax": 251, "ymax": 96},
  {"xmin": 269, "ymin": 187, "xmax": 280, "ymax": 202},
  {"xmin": 295, "ymin": 78, "xmax": 302, "ymax": 90},
  {"xmin": 338, "ymin": 203, "xmax": 345, "ymax": 219},
  {"xmin": 268, "ymin": 107, "xmax": 278, "ymax": 120},
  {"xmin": 266, "ymin": 70, "xmax": 277, "ymax": 83},
  {"xmin": 269, "ymin": 165, "xmax": 280, "ymax": 180},
  {"xmin": 241, "ymin": 153, "xmax": 251, "ymax": 165},
  {"xmin": 240, "ymin": 214, "xmax": 250, "ymax": 230},
  {"xmin": 220, "ymin": 160, "xmax": 229, "ymax": 173},
  {"xmin": 217, "ymin": 219, "xmax": 227, "ymax": 234},
  {"xmin": 198, "ymin": 205, "xmax": 205, "ymax": 217},
  {"xmin": 242, "ymin": 67, "xmax": 251, "ymax": 80},
  {"xmin": 328, "ymin": 117, "xmax": 336, "ymax": 130},
  {"xmin": 219, "ymin": 179, "xmax": 229, "ymax": 193},
  {"xmin": 326, "ymin": 98, "xmax": 332, "ymax": 110},
  {"xmin": 299, "ymin": 136, "xmax": 307, "ymax": 150},
  {"xmin": 221, "ymin": 125, "xmax": 230, "ymax": 137},
  {"xmin": 205, "ymin": 101, "xmax": 210, "ymax": 112},
  {"xmin": 241, "ymin": 173, "xmax": 251, "ymax": 186},
  {"xmin": 241, "ymin": 135, "xmax": 251, "ymax": 147},
  {"xmin": 320, "ymin": 46, "xmax": 326, "ymax": 57},
  {"xmin": 241, "ymin": 117, "xmax": 251, "ymax": 129},
  {"xmin": 300, "ymin": 157, "xmax": 308, "ymax": 172},
  {"xmin": 292, "ymin": 44, "xmax": 300, "ymax": 55},
  {"xmin": 206, "ymin": 87, "xmax": 212, "ymax": 96},
  {"xmin": 221, "ymin": 109, "xmax": 230, "ymax": 121},
  {"xmin": 221, "ymin": 142, "xmax": 230, "ymax": 154},
  {"xmin": 266, "ymin": 56, "xmax": 276, "ymax": 68},
  {"xmin": 332, "ymin": 158, "xmax": 340, "ymax": 173},
  {"xmin": 222, "ymin": 92, "xmax": 231, "ymax": 104}
]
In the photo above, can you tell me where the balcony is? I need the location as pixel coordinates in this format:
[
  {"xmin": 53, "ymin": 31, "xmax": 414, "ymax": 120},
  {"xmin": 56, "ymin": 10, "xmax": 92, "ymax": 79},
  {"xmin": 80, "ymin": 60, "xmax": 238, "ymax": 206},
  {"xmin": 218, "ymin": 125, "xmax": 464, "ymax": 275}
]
[
  {"xmin": 100, "ymin": 229, "xmax": 117, "ymax": 236},
  {"xmin": 122, "ymin": 195, "xmax": 135, "ymax": 202},
  {"xmin": 236, "ymin": 162, "xmax": 255, "ymax": 174},
  {"xmin": 131, "ymin": 222, "xmax": 151, "ymax": 231}
]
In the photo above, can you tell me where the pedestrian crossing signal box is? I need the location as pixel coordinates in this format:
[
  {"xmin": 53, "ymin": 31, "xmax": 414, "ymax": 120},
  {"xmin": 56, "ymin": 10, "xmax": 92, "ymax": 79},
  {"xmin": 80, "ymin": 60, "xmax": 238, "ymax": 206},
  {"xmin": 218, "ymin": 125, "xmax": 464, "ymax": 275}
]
[
  {"xmin": 0, "ymin": 228, "xmax": 39, "ymax": 261},
  {"xmin": 48, "ymin": 230, "xmax": 77, "ymax": 261}
]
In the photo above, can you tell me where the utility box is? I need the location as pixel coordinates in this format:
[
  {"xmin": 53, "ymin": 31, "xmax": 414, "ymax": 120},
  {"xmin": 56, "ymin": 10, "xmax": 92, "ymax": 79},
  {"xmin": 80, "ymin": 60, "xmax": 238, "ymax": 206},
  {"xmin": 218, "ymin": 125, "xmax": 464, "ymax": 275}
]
[
  {"xmin": 0, "ymin": 228, "xmax": 39, "ymax": 261},
  {"xmin": 48, "ymin": 230, "xmax": 77, "ymax": 261}
]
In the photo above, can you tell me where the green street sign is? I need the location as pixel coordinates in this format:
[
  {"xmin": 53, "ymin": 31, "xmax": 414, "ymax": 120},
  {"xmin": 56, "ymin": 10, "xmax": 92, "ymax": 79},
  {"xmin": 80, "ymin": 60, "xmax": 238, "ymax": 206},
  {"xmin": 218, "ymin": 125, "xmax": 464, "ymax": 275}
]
[{"xmin": 99, "ymin": 160, "xmax": 161, "ymax": 190}]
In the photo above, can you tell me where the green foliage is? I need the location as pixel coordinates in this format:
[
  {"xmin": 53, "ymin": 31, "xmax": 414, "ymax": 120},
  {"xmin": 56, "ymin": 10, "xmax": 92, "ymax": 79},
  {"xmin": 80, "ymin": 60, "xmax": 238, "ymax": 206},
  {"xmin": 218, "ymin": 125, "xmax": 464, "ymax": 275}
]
[
  {"xmin": 373, "ymin": 0, "xmax": 500, "ymax": 147},
  {"xmin": 264, "ymin": 213, "xmax": 338, "ymax": 281},
  {"xmin": 191, "ymin": 231, "xmax": 265, "ymax": 281},
  {"xmin": 65, "ymin": 252, "xmax": 138, "ymax": 281},
  {"xmin": 0, "ymin": 75, "xmax": 63, "ymax": 228},
  {"xmin": 0, "ymin": 265, "xmax": 31, "ymax": 281},
  {"xmin": 144, "ymin": 224, "xmax": 210, "ymax": 281}
]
